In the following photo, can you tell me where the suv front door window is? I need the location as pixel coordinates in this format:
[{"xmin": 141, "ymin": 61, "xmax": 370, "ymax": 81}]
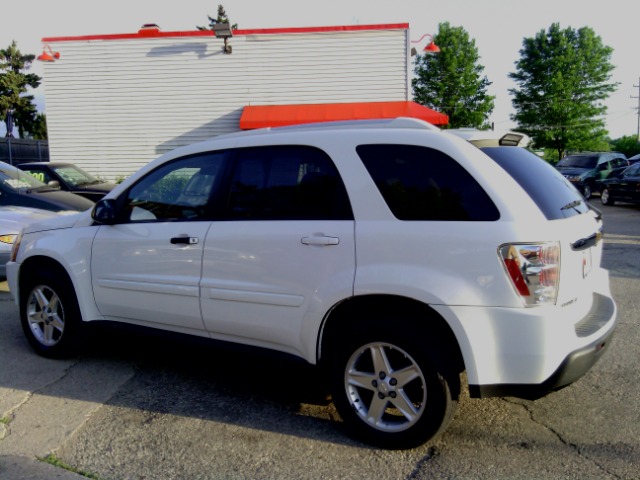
[{"xmin": 90, "ymin": 153, "xmax": 227, "ymax": 331}]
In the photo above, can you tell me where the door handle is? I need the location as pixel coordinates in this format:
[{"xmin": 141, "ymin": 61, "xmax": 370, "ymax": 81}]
[
  {"xmin": 170, "ymin": 236, "xmax": 199, "ymax": 245},
  {"xmin": 301, "ymin": 236, "xmax": 339, "ymax": 246}
]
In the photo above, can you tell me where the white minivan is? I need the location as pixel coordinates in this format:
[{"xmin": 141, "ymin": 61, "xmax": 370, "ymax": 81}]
[{"xmin": 6, "ymin": 119, "xmax": 616, "ymax": 449}]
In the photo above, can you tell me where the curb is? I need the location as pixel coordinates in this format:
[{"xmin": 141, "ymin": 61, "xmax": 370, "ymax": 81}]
[{"xmin": 0, "ymin": 455, "xmax": 87, "ymax": 480}]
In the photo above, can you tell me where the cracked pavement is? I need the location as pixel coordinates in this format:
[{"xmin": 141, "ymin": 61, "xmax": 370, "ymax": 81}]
[{"xmin": 1, "ymin": 204, "xmax": 639, "ymax": 479}]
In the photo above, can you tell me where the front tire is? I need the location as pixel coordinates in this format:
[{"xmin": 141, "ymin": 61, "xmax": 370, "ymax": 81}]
[
  {"xmin": 20, "ymin": 269, "xmax": 82, "ymax": 358},
  {"xmin": 582, "ymin": 183, "xmax": 592, "ymax": 200},
  {"xmin": 601, "ymin": 188, "xmax": 615, "ymax": 206},
  {"xmin": 329, "ymin": 330, "xmax": 458, "ymax": 449}
]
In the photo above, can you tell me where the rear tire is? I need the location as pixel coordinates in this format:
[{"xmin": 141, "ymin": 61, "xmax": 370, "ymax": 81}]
[
  {"xmin": 328, "ymin": 323, "xmax": 459, "ymax": 449},
  {"xmin": 600, "ymin": 188, "xmax": 615, "ymax": 206},
  {"xmin": 20, "ymin": 269, "xmax": 83, "ymax": 358}
]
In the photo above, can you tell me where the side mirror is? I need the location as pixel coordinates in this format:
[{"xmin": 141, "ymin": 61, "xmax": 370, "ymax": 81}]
[
  {"xmin": 91, "ymin": 198, "xmax": 117, "ymax": 225},
  {"xmin": 47, "ymin": 180, "xmax": 61, "ymax": 189}
]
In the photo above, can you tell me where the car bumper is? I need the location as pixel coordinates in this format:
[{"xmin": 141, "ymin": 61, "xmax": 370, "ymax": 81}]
[
  {"xmin": 0, "ymin": 252, "xmax": 9, "ymax": 278},
  {"xmin": 6, "ymin": 261, "xmax": 19, "ymax": 302},
  {"xmin": 436, "ymin": 270, "xmax": 617, "ymax": 400},
  {"xmin": 469, "ymin": 293, "xmax": 616, "ymax": 399}
]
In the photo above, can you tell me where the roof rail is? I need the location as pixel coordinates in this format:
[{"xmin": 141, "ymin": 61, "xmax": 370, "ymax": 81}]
[{"xmin": 214, "ymin": 117, "xmax": 440, "ymax": 140}]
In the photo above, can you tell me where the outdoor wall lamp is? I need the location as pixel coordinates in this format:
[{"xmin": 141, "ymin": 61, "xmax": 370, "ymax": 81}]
[
  {"xmin": 410, "ymin": 33, "xmax": 440, "ymax": 56},
  {"xmin": 212, "ymin": 23, "xmax": 233, "ymax": 54},
  {"xmin": 37, "ymin": 45, "xmax": 61, "ymax": 62}
]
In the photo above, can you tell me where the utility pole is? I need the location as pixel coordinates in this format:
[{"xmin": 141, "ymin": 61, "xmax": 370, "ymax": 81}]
[{"xmin": 633, "ymin": 77, "xmax": 640, "ymax": 142}]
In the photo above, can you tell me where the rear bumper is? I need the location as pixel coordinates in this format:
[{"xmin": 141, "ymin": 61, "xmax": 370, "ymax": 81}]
[{"xmin": 469, "ymin": 293, "xmax": 616, "ymax": 400}]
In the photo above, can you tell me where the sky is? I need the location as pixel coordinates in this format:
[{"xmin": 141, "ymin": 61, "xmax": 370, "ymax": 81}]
[{"xmin": 1, "ymin": 0, "xmax": 639, "ymax": 139}]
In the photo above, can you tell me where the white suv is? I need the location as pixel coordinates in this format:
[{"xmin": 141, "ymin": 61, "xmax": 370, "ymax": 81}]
[{"xmin": 6, "ymin": 118, "xmax": 617, "ymax": 449}]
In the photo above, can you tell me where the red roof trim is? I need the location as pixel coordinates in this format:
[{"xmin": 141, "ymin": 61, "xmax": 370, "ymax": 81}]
[
  {"xmin": 42, "ymin": 23, "xmax": 409, "ymax": 43},
  {"xmin": 239, "ymin": 101, "xmax": 449, "ymax": 130}
]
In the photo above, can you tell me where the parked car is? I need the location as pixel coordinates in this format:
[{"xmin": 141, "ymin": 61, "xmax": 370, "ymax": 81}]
[
  {"xmin": 0, "ymin": 162, "xmax": 96, "ymax": 212},
  {"xmin": 600, "ymin": 162, "xmax": 640, "ymax": 206},
  {"xmin": 554, "ymin": 152, "xmax": 628, "ymax": 199},
  {"xmin": 17, "ymin": 162, "xmax": 116, "ymax": 202},
  {"xmin": 6, "ymin": 118, "xmax": 616, "ymax": 449},
  {"xmin": 0, "ymin": 206, "xmax": 60, "ymax": 278},
  {"xmin": 627, "ymin": 153, "xmax": 640, "ymax": 165}
]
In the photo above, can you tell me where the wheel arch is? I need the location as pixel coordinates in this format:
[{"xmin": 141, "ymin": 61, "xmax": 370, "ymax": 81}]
[
  {"xmin": 17, "ymin": 255, "xmax": 100, "ymax": 323},
  {"xmin": 318, "ymin": 294, "xmax": 465, "ymax": 375}
]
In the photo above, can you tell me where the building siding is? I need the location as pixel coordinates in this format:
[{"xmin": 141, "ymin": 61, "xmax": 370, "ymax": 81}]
[{"xmin": 41, "ymin": 26, "xmax": 410, "ymax": 180}]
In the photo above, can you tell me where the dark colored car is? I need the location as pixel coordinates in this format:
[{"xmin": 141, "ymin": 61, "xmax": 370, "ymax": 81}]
[
  {"xmin": 554, "ymin": 152, "xmax": 628, "ymax": 199},
  {"xmin": 17, "ymin": 162, "xmax": 116, "ymax": 202},
  {"xmin": 600, "ymin": 162, "xmax": 640, "ymax": 206},
  {"xmin": 0, "ymin": 161, "xmax": 95, "ymax": 212}
]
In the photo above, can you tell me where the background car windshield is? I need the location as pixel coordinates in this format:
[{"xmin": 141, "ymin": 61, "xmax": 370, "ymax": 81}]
[
  {"xmin": 52, "ymin": 165, "xmax": 98, "ymax": 187},
  {"xmin": 0, "ymin": 167, "xmax": 47, "ymax": 191},
  {"xmin": 557, "ymin": 155, "xmax": 598, "ymax": 168},
  {"xmin": 481, "ymin": 147, "xmax": 589, "ymax": 219}
]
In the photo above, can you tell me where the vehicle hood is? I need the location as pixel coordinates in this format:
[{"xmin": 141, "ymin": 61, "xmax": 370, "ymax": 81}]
[
  {"xmin": 555, "ymin": 166, "xmax": 590, "ymax": 176},
  {"xmin": 20, "ymin": 210, "xmax": 84, "ymax": 235},
  {"xmin": 27, "ymin": 188, "xmax": 96, "ymax": 211},
  {"xmin": 0, "ymin": 206, "xmax": 60, "ymax": 233},
  {"xmin": 73, "ymin": 181, "xmax": 116, "ymax": 194}
]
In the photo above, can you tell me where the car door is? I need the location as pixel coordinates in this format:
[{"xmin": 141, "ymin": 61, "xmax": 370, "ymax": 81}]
[
  {"xmin": 619, "ymin": 164, "xmax": 640, "ymax": 202},
  {"xmin": 199, "ymin": 145, "xmax": 355, "ymax": 359},
  {"xmin": 91, "ymin": 152, "xmax": 227, "ymax": 333}
]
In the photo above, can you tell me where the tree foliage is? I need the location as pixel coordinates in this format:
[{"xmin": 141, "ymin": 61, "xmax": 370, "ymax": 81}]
[
  {"xmin": 197, "ymin": 4, "xmax": 238, "ymax": 31},
  {"xmin": 412, "ymin": 22, "xmax": 495, "ymax": 129},
  {"xmin": 509, "ymin": 24, "xmax": 618, "ymax": 160},
  {"xmin": 30, "ymin": 112, "xmax": 48, "ymax": 140},
  {"xmin": 609, "ymin": 135, "xmax": 640, "ymax": 158},
  {"xmin": 0, "ymin": 41, "xmax": 41, "ymax": 138}
]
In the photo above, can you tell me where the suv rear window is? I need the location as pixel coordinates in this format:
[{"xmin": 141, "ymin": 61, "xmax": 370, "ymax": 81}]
[
  {"xmin": 481, "ymin": 147, "xmax": 589, "ymax": 219},
  {"xmin": 357, "ymin": 144, "xmax": 499, "ymax": 221}
]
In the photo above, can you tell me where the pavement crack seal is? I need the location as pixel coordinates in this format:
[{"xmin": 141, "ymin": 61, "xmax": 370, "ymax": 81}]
[
  {"xmin": 0, "ymin": 358, "xmax": 82, "ymax": 442},
  {"xmin": 405, "ymin": 446, "xmax": 439, "ymax": 479},
  {"xmin": 503, "ymin": 398, "xmax": 624, "ymax": 479}
]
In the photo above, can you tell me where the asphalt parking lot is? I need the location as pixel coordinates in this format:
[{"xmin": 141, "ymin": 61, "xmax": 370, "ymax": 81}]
[{"xmin": 1, "ymin": 203, "xmax": 639, "ymax": 480}]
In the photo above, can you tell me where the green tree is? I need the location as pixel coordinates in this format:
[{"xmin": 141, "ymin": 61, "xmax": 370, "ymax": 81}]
[
  {"xmin": 0, "ymin": 41, "xmax": 41, "ymax": 137},
  {"xmin": 509, "ymin": 24, "xmax": 618, "ymax": 160},
  {"xmin": 412, "ymin": 22, "xmax": 495, "ymax": 129},
  {"xmin": 609, "ymin": 135, "xmax": 640, "ymax": 159},
  {"xmin": 197, "ymin": 4, "xmax": 238, "ymax": 31},
  {"xmin": 30, "ymin": 112, "xmax": 48, "ymax": 140}
]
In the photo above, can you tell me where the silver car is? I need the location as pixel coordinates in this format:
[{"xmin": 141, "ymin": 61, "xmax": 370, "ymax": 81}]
[{"xmin": 0, "ymin": 206, "xmax": 59, "ymax": 278}]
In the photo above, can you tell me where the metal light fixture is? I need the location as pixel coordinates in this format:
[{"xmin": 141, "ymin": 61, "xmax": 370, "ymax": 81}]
[
  {"xmin": 37, "ymin": 45, "xmax": 61, "ymax": 62},
  {"xmin": 212, "ymin": 23, "xmax": 233, "ymax": 54},
  {"xmin": 410, "ymin": 33, "xmax": 440, "ymax": 56}
]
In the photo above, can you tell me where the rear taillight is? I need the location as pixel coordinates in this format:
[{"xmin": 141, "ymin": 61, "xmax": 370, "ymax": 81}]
[{"xmin": 499, "ymin": 242, "xmax": 560, "ymax": 306}]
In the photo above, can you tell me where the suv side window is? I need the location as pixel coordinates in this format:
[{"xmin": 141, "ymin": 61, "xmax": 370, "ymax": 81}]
[
  {"xmin": 228, "ymin": 145, "xmax": 353, "ymax": 220},
  {"xmin": 124, "ymin": 152, "xmax": 227, "ymax": 222},
  {"xmin": 356, "ymin": 144, "xmax": 499, "ymax": 221}
]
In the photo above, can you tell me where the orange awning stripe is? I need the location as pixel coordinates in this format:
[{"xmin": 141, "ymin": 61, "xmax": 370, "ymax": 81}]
[{"xmin": 239, "ymin": 101, "xmax": 449, "ymax": 130}]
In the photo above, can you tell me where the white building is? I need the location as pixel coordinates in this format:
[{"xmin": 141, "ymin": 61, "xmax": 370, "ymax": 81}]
[{"xmin": 39, "ymin": 23, "xmax": 447, "ymax": 181}]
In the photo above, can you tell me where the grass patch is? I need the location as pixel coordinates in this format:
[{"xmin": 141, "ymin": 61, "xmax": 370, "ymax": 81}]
[
  {"xmin": 40, "ymin": 454, "xmax": 102, "ymax": 479},
  {"xmin": 0, "ymin": 416, "xmax": 11, "ymax": 425}
]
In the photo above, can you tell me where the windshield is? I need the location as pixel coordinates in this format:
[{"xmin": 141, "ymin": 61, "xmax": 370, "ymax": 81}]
[
  {"xmin": 51, "ymin": 164, "xmax": 99, "ymax": 187},
  {"xmin": 556, "ymin": 155, "xmax": 598, "ymax": 169},
  {"xmin": 481, "ymin": 147, "xmax": 589, "ymax": 219},
  {"xmin": 0, "ymin": 165, "xmax": 47, "ymax": 191}
]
